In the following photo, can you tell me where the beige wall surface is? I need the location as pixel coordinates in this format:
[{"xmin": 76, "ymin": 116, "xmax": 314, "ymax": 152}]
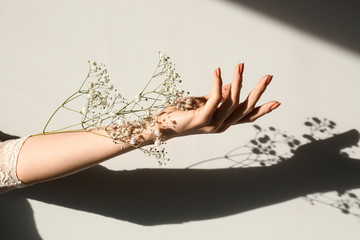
[{"xmin": 1, "ymin": 0, "xmax": 360, "ymax": 239}]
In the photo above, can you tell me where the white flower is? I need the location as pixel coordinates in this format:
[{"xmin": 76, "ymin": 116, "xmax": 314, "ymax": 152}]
[
  {"xmin": 159, "ymin": 52, "xmax": 166, "ymax": 62},
  {"xmin": 129, "ymin": 137, "xmax": 137, "ymax": 145},
  {"xmin": 177, "ymin": 88, "xmax": 183, "ymax": 94},
  {"xmin": 81, "ymin": 106, "xmax": 89, "ymax": 115},
  {"xmin": 162, "ymin": 98, "xmax": 169, "ymax": 105},
  {"xmin": 117, "ymin": 118, "xmax": 125, "ymax": 126},
  {"xmin": 122, "ymin": 129, "xmax": 130, "ymax": 137},
  {"xmin": 88, "ymin": 82, "xmax": 94, "ymax": 89},
  {"xmin": 185, "ymin": 98, "xmax": 192, "ymax": 105},
  {"xmin": 153, "ymin": 129, "xmax": 160, "ymax": 137},
  {"xmin": 99, "ymin": 77, "xmax": 105, "ymax": 84},
  {"xmin": 91, "ymin": 61, "xmax": 98, "ymax": 72},
  {"xmin": 51, "ymin": 53, "xmax": 187, "ymax": 165},
  {"xmin": 154, "ymin": 139, "xmax": 161, "ymax": 146},
  {"xmin": 101, "ymin": 98, "xmax": 107, "ymax": 106},
  {"xmin": 90, "ymin": 89, "xmax": 96, "ymax": 95},
  {"xmin": 110, "ymin": 111, "xmax": 117, "ymax": 118},
  {"xmin": 133, "ymin": 121, "xmax": 140, "ymax": 127},
  {"xmin": 134, "ymin": 94, "xmax": 141, "ymax": 103}
]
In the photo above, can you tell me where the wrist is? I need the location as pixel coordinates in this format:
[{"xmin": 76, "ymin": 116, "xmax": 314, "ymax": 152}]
[{"xmin": 104, "ymin": 116, "xmax": 166, "ymax": 148}]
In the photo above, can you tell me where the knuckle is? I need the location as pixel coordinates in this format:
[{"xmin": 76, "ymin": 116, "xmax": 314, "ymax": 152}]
[
  {"xmin": 209, "ymin": 127, "xmax": 217, "ymax": 133},
  {"xmin": 227, "ymin": 99, "xmax": 238, "ymax": 111},
  {"xmin": 244, "ymin": 107, "xmax": 254, "ymax": 116},
  {"xmin": 248, "ymin": 117, "xmax": 256, "ymax": 123},
  {"xmin": 202, "ymin": 126, "xmax": 216, "ymax": 133}
]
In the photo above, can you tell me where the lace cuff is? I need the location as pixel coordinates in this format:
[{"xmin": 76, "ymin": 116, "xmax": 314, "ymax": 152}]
[{"xmin": 0, "ymin": 136, "xmax": 31, "ymax": 194}]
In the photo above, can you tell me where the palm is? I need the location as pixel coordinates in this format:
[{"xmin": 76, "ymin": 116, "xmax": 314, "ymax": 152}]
[{"xmin": 156, "ymin": 64, "xmax": 280, "ymax": 140}]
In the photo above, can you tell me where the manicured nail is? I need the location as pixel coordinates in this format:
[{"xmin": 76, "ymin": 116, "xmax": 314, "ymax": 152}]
[
  {"xmin": 216, "ymin": 68, "xmax": 221, "ymax": 78},
  {"xmin": 266, "ymin": 75, "xmax": 273, "ymax": 86},
  {"xmin": 270, "ymin": 102, "xmax": 280, "ymax": 111},
  {"xmin": 239, "ymin": 63, "xmax": 244, "ymax": 74}
]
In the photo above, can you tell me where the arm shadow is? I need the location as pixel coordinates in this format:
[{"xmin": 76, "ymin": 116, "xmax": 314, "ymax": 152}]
[
  {"xmin": 0, "ymin": 131, "xmax": 19, "ymax": 141},
  {"xmin": 9, "ymin": 129, "xmax": 360, "ymax": 226}
]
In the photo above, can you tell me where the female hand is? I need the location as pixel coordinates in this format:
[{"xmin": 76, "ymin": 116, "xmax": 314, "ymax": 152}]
[{"xmin": 155, "ymin": 63, "xmax": 280, "ymax": 140}]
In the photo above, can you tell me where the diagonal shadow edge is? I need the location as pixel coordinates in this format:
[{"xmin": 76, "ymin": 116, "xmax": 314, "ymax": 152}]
[
  {"xmin": 224, "ymin": 0, "xmax": 360, "ymax": 54},
  {"xmin": 6, "ymin": 129, "xmax": 360, "ymax": 226}
]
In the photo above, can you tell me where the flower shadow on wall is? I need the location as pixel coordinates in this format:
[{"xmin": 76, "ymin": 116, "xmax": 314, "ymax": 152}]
[
  {"xmin": 1, "ymin": 117, "xmax": 360, "ymax": 236},
  {"xmin": 187, "ymin": 117, "xmax": 360, "ymax": 219}
]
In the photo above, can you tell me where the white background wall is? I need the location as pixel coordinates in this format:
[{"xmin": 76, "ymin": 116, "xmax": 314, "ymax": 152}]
[{"xmin": 1, "ymin": 0, "xmax": 360, "ymax": 239}]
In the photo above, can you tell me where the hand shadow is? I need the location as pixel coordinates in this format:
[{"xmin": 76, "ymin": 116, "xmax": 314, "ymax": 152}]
[{"xmin": 7, "ymin": 129, "xmax": 360, "ymax": 226}]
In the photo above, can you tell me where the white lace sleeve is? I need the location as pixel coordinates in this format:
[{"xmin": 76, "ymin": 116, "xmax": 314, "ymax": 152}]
[{"xmin": 0, "ymin": 136, "xmax": 31, "ymax": 194}]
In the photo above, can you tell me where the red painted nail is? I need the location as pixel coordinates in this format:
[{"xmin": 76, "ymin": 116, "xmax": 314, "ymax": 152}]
[
  {"xmin": 239, "ymin": 63, "xmax": 244, "ymax": 74},
  {"xmin": 216, "ymin": 68, "xmax": 221, "ymax": 78},
  {"xmin": 270, "ymin": 102, "xmax": 281, "ymax": 111},
  {"xmin": 266, "ymin": 75, "xmax": 273, "ymax": 86}
]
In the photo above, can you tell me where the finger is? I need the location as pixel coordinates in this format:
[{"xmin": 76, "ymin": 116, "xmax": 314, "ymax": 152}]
[
  {"xmin": 212, "ymin": 63, "xmax": 243, "ymax": 124},
  {"xmin": 215, "ymin": 101, "xmax": 279, "ymax": 132},
  {"xmin": 201, "ymin": 68, "xmax": 222, "ymax": 120},
  {"xmin": 221, "ymin": 83, "xmax": 231, "ymax": 102},
  {"xmin": 243, "ymin": 74, "xmax": 272, "ymax": 115},
  {"xmin": 236, "ymin": 101, "xmax": 280, "ymax": 124},
  {"xmin": 203, "ymin": 83, "xmax": 231, "ymax": 102},
  {"xmin": 230, "ymin": 63, "xmax": 243, "ymax": 104},
  {"xmin": 218, "ymin": 74, "xmax": 273, "ymax": 128}
]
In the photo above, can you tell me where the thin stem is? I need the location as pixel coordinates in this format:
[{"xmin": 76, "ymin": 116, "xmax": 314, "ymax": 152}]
[
  {"xmin": 139, "ymin": 60, "xmax": 161, "ymax": 95},
  {"xmin": 62, "ymin": 106, "xmax": 81, "ymax": 114},
  {"xmin": 79, "ymin": 70, "xmax": 91, "ymax": 90},
  {"xmin": 43, "ymin": 122, "xmax": 83, "ymax": 134}
]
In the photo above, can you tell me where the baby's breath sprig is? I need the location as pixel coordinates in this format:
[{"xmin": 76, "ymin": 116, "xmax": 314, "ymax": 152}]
[{"xmin": 42, "ymin": 52, "xmax": 188, "ymax": 165}]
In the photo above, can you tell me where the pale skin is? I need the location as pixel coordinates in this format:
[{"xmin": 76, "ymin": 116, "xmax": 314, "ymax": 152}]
[{"xmin": 17, "ymin": 63, "xmax": 280, "ymax": 185}]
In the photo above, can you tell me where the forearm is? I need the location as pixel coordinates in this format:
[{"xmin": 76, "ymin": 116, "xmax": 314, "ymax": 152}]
[
  {"xmin": 17, "ymin": 128, "xmax": 153, "ymax": 184},
  {"xmin": 15, "ymin": 63, "xmax": 279, "ymax": 186}
]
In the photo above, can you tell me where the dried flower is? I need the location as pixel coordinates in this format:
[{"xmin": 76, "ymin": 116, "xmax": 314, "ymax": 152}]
[
  {"xmin": 81, "ymin": 106, "xmax": 89, "ymax": 115},
  {"xmin": 43, "ymin": 52, "xmax": 188, "ymax": 165},
  {"xmin": 154, "ymin": 139, "xmax": 161, "ymax": 146},
  {"xmin": 129, "ymin": 137, "xmax": 137, "ymax": 145},
  {"xmin": 134, "ymin": 94, "xmax": 141, "ymax": 103}
]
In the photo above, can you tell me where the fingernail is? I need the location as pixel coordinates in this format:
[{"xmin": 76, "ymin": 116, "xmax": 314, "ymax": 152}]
[
  {"xmin": 239, "ymin": 63, "xmax": 244, "ymax": 74},
  {"xmin": 266, "ymin": 75, "xmax": 273, "ymax": 86},
  {"xmin": 216, "ymin": 68, "xmax": 221, "ymax": 78},
  {"xmin": 270, "ymin": 102, "xmax": 280, "ymax": 111}
]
